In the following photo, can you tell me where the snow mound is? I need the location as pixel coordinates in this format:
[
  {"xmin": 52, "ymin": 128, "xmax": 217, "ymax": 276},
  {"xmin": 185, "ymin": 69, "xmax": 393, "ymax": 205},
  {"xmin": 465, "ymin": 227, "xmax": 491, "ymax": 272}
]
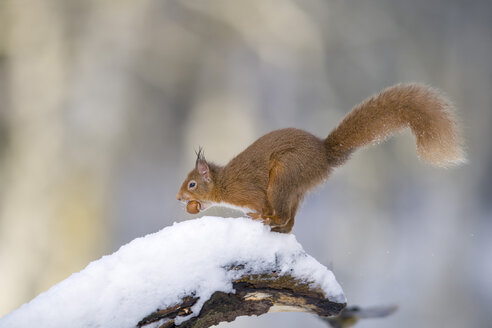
[{"xmin": 0, "ymin": 216, "xmax": 345, "ymax": 328}]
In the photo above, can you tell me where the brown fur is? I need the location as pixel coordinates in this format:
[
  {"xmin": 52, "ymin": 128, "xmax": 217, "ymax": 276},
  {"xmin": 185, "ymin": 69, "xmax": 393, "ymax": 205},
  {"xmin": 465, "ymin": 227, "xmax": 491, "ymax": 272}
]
[
  {"xmin": 325, "ymin": 83, "xmax": 465, "ymax": 167},
  {"xmin": 177, "ymin": 83, "xmax": 465, "ymax": 233}
]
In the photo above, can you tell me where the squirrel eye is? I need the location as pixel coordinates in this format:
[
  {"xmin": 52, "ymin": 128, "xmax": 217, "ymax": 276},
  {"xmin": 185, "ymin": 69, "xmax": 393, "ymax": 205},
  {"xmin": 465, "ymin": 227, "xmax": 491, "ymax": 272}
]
[{"xmin": 188, "ymin": 180, "xmax": 197, "ymax": 190}]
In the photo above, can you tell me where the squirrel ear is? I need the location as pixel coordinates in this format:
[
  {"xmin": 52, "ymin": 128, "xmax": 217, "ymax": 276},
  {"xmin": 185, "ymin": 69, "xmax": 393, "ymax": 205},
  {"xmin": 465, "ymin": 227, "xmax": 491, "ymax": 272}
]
[{"xmin": 196, "ymin": 159, "xmax": 211, "ymax": 183}]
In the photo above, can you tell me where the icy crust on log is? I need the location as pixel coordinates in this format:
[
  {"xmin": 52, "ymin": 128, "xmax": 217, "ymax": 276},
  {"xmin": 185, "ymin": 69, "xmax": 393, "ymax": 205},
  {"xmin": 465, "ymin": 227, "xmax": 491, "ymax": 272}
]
[{"xmin": 0, "ymin": 216, "xmax": 345, "ymax": 328}]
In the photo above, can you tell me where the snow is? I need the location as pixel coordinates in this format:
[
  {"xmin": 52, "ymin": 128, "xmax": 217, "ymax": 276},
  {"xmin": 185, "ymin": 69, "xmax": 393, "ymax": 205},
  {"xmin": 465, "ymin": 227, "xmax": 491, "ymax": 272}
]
[{"xmin": 0, "ymin": 216, "xmax": 345, "ymax": 328}]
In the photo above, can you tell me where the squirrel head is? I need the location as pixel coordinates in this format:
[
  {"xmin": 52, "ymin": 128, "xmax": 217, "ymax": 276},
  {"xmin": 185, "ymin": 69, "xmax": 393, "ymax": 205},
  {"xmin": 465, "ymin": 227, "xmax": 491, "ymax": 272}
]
[{"xmin": 176, "ymin": 149, "xmax": 216, "ymax": 210}]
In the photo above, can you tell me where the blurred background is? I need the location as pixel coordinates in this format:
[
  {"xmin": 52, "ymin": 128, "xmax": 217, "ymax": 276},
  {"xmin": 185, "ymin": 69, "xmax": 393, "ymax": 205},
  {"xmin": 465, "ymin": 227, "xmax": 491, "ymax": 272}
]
[{"xmin": 0, "ymin": 0, "xmax": 491, "ymax": 327}]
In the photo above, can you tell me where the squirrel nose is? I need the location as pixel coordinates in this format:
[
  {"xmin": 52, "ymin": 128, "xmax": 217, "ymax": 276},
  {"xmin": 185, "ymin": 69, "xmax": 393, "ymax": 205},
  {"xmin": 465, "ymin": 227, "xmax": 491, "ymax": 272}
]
[{"xmin": 176, "ymin": 194, "xmax": 182, "ymax": 201}]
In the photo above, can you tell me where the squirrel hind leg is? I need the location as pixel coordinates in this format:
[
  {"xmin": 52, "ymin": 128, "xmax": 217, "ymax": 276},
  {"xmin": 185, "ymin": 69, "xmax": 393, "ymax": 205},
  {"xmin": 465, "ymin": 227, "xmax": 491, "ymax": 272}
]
[
  {"xmin": 281, "ymin": 198, "xmax": 300, "ymax": 233},
  {"xmin": 270, "ymin": 200, "xmax": 299, "ymax": 233},
  {"xmin": 265, "ymin": 162, "xmax": 302, "ymax": 233}
]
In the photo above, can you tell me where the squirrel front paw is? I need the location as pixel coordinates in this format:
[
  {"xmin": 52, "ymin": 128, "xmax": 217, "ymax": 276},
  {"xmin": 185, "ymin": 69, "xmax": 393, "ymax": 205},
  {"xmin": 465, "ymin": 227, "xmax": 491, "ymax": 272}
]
[{"xmin": 247, "ymin": 212, "xmax": 271, "ymax": 226}]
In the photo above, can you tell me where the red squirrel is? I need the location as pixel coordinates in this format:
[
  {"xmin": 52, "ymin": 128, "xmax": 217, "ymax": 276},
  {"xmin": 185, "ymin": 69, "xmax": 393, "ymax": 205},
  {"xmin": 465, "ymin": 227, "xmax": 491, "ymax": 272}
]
[{"xmin": 176, "ymin": 83, "xmax": 465, "ymax": 233}]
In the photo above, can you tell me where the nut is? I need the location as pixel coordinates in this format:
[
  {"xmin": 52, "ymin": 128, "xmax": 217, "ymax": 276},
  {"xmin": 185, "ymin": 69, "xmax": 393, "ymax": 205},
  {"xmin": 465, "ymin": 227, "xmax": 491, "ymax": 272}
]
[{"xmin": 186, "ymin": 200, "xmax": 201, "ymax": 214}]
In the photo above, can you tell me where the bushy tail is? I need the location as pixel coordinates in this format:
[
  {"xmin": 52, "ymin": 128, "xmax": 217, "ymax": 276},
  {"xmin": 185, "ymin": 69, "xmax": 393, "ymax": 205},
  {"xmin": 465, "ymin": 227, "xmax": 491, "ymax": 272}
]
[{"xmin": 325, "ymin": 83, "xmax": 466, "ymax": 167}]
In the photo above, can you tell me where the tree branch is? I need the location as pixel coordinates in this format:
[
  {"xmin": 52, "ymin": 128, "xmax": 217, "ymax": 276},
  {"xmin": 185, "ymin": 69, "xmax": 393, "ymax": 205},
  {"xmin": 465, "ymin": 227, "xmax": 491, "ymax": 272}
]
[
  {"xmin": 0, "ymin": 217, "xmax": 354, "ymax": 328},
  {"xmin": 138, "ymin": 270, "xmax": 346, "ymax": 328}
]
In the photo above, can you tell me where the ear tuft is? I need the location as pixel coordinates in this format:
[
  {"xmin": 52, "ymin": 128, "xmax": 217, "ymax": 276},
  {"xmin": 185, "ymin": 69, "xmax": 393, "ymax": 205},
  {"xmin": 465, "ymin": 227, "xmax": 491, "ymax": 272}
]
[
  {"xmin": 195, "ymin": 146, "xmax": 204, "ymax": 167},
  {"xmin": 194, "ymin": 147, "xmax": 211, "ymax": 182}
]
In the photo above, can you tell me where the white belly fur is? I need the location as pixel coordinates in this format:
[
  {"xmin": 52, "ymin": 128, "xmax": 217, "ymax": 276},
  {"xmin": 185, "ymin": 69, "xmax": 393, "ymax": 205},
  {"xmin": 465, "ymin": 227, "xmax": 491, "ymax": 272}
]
[{"xmin": 209, "ymin": 201, "xmax": 255, "ymax": 214}]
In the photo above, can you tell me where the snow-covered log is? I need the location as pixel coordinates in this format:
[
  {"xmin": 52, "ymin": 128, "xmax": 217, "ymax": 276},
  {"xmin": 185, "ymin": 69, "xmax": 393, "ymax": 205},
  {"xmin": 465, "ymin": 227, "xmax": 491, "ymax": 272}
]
[{"xmin": 0, "ymin": 217, "xmax": 346, "ymax": 328}]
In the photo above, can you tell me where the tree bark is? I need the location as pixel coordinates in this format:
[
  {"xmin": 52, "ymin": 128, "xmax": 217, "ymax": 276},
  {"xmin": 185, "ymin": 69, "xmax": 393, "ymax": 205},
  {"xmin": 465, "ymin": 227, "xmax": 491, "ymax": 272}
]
[{"xmin": 138, "ymin": 271, "xmax": 346, "ymax": 328}]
